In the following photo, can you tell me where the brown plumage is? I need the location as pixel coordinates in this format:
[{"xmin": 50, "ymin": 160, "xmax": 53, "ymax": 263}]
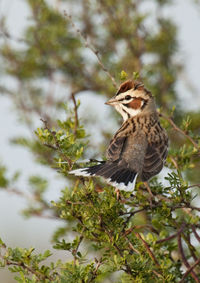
[
  {"xmin": 107, "ymin": 112, "xmax": 168, "ymax": 182},
  {"xmin": 70, "ymin": 80, "xmax": 168, "ymax": 191}
]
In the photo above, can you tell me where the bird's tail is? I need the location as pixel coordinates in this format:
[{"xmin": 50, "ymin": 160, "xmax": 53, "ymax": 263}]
[{"xmin": 69, "ymin": 161, "xmax": 138, "ymax": 191}]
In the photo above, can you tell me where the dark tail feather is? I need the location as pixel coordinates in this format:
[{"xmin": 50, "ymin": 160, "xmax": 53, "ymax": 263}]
[{"xmin": 69, "ymin": 162, "xmax": 138, "ymax": 191}]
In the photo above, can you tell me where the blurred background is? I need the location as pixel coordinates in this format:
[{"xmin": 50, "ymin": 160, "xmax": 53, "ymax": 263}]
[{"xmin": 0, "ymin": 0, "xmax": 200, "ymax": 281}]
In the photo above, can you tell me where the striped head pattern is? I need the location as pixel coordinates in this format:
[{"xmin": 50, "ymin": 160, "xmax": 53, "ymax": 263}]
[{"xmin": 105, "ymin": 80, "xmax": 155, "ymax": 121}]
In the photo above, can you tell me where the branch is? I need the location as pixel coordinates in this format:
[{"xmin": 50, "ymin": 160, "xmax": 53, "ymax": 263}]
[
  {"xmin": 2, "ymin": 186, "xmax": 60, "ymax": 220},
  {"xmin": 88, "ymin": 258, "xmax": 103, "ymax": 282},
  {"xmin": 182, "ymin": 233, "xmax": 198, "ymax": 262},
  {"xmin": 66, "ymin": 200, "xmax": 92, "ymax": 206},
  {"xmin": 5, "ymin": 187, "xmax": 33, "ymax": 201},
  {"xmin": 0, "ymin": 253, "xmax": 55, "ymax": 282},
  {"xmin": 183, "ymin": 204, "xmax": 200, "ymax": 213},
  {"xmin": 122, "ymin": 208, "xmax": 146, "ymax": 230},
  {"xmin": 159, "ymin": 113, "xmax": 199, "ymax": 151},
  {"xmin": 72, "ymin": 235, "xmax": 84, "ymax": 265},
  {"xmin": 135, "ymin": 233, "xmax": 161, "ymax": 269},
  {"xmin": 177, "ymin": 234, "xmax": 200, "ymax": 282},
  {"xmin": 71, "ymin": 92, "xmax": 79, "ymax": 136},
  {"xmin": 180, "ymin": 257, "xmax": 200, "ymax": 283},
  {"xmin": 191, "ymin": 226, "xmax": 200, "ymax": 243},
  {"xmin": 124, "ymin": 236, "xmax": 140, "ymax": 255},
  {"xmin": 0, "ymin": 27, "xmax": 28, "ymax": 44},
  {"xmin": 63, "ymin": 11, "xmax": 117, "ymax": 89},
  {"xmin": 134, "ymin": 233, "xmax": 165, "ymax": 279},
  {"xmin": 123, "ymin": 224, "xmax": 159, "ymax": 237},
  {"xmin": 156, "ymin": 225, "xmax": 184, "ymax": 244},
  {"xmin": 188, "ymin": 184, "xmax": 200, "ymax": 189}
]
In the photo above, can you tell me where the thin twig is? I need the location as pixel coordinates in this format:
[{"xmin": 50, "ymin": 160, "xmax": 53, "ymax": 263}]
[
  {"xmin": 159, "ymin": 113, "xmax": 199, "ymax": 151},
  {"xmin": 182, "ymin": 233, "xmax": 198, "ymax": 262},
  {"xmin": 124, "ymin": 236, "xmax": 140, "ymax": 255},
  {"xmin": 1, "ymin": 186, "xmax": 60, "ymax": 220},
  {"xmin": 5, "ymin": 187, "xmax": 33, "ymax": 201},
  {"xmin": 0, "ymin": 257, "xmax": 55, "ymax": 281},
  {"xmin": 156, "ymin": 226, "xmax": 184, "ymax": 244},
  {"xmin": 122, "ymin": 208, "xmax": 146, "ymax": 230},
  {"xmin": 135, "ymin": 233, "xmax": 161, "ymax": 269},
  {"xmin": 177, "ymin": 234, "xmax": 200, "ymax": 282},
  {"xmin": 88, "ymin": 257, "xmax": 103, "ymax": 282},
  {"xmin": 73, "ymin": 235, "xmax": 84, "ymax": 265},
  {"xmin": 185, "ymin": 205, "xmax": 200, "ymax": 213},
  {"xmin": 63, "ymin": 11, "xmax": 117, "ymax": 89},
  {"xmin": 192, "ymin": 226, "xmax": 200, "ymax": 243},
  {"xmin": 66, "ymin": 200, "xmax": 92, "ymax": 206},
  {"xmin": 188, "ymin": 184, "xmax": 200, "ymax": 189},
  {"xmin": 71, "ymin": 92, "xmax": 79, "ymax": 136},
  {"xmin": 0, "ymin": 28, "xmax": 28, "ymax": 44},
  {"xmin": 123, "ymin": 224, "xmax": 159, "ymax": 237},
  {"xmin": 144, "ymin": 181, "xmax": 154, "ymax": 206},
  {"xmin": 180, "ymin": 257, "xmax": 200, "ymax": 283},
  {"xmin": 170, "ymin": 156, "xmax": 179, "ymax": 170},
  {"xmin": 152, "ymin": 269, "xmax": 164, "ymax": 279}
]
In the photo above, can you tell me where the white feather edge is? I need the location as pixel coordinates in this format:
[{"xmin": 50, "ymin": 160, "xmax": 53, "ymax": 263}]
[
  {"xmin": 105, "ymin": 174, "xmax": 138, "ymax": 191},
  {"xmin": 57, "ymin": 159, "xmax": 90, "ymax": 164},
  {"xmin": 69, "ymin": 168, "xmax": 138, "ymax": 192},
  {"xmin": 69, "ymin": 168, "xmax": 93, "ymax": 177}
]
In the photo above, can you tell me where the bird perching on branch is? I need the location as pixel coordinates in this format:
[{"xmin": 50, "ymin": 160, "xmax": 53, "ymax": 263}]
[{"xmin": 70, "ymin": 80, "xmax": 168, "ymax": 191}]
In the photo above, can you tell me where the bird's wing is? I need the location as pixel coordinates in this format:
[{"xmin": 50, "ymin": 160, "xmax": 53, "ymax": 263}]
[
  {"xmin": 106, "ymin": 136, "xmax": 127, "ymax": 161},
  {"xmin": 141, "ymin": 129, "xmax": 168, "ymax": 181},
  {"xmin": 106, "ymin": 119, "xmax": 134, "ymax": 161}
]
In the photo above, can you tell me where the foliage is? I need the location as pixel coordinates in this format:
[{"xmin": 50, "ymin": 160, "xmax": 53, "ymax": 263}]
[{"xmin": 0, "ymin": 0, "xmax": 200, "ymax": 282}]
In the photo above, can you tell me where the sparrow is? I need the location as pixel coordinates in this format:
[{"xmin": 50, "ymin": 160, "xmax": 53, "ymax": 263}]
[{"xmin": 69, "ymin": 80, "xmax": 168, "ymax": 191}]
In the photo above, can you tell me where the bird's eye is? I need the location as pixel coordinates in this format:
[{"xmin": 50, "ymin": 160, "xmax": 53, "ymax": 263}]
[{"xmin": 125, "ymin": 95, "xmax": 131, "ymax": 100}]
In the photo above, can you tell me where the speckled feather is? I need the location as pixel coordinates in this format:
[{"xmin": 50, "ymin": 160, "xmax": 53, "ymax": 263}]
[
  {"xmin": 69, "ymin": 80, "xmax": 168, "ymax": 191},
  {"xmin": 107, "ymin": 112, "xmax": 168, "ymax": 181}
]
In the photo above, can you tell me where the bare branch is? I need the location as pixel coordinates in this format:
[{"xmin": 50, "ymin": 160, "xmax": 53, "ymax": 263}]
[
  {"xmin": 188, "ymin": 184, "xmax": 200, "ymax": 189},
  {"xmin": 182, "ymin": 233, "xmax": 198, "ymax": 262},
  {"xmin": 71, "ymin": 92, "xmax": 79, "ymax": 136},
  {"xmin": 192, "ymin": 226, "xmax": 200, "ymax": 243},
  {"xmin": 63, "ymin": 11, "xmax": 117, "ymax": 89},
  {"xmin": 177, "ymin": 234, "xmax": 200, "ymax": 282},
  {"xmin": 180, "ymin": 257, "xmax": 200, "ymax": 283},
  {"xmin": 156, "ymin": 225, "xmax": 184, "ymax": 244},
  {"xmin": 159, "ymin": 113, "xmax": 199, "ymax": 151},
  {"xmin": 0, "ymin": 27, "xmax": 28, "ymax": 44}
]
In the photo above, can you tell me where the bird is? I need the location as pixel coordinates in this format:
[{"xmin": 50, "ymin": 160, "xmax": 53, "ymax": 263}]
[{"xmin": 69, "ymin": 80, "xmax": 168, "ymax": 191}]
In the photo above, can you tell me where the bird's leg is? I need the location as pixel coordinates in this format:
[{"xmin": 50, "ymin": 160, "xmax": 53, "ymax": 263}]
[
  {"xmin": 144, "ymin": 181, "xmax": 154, "ymax": 206},
  {"xmin": 114, "ymin": 188, "xmax": 121, "ymax": 200}
]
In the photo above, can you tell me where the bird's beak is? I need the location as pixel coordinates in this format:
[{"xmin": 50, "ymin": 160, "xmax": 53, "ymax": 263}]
[{"xmin": 105, "ymin": 97, "xmax": 118, "ymax": 105}]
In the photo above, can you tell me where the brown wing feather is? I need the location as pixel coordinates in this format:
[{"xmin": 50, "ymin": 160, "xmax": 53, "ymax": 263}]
[
  {"xmin": 141, "ymin": 126, "xmax": 168, "ymax": 181},
  {"xmin": 106, "ymin": 136, "xmax": 127, "ymax": 161},
  {"xmin": 107, "ymin": 116, "xmax": 168, "ymax": 181},
  {"xmin": 106, "ymin": 118, "xmax": 135, "ymax": 162}
]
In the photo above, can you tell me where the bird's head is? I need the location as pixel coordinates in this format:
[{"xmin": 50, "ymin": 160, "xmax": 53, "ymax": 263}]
[{"xmin": 105, "ymin": 80, "xmax": 156, "ymax": 121}]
